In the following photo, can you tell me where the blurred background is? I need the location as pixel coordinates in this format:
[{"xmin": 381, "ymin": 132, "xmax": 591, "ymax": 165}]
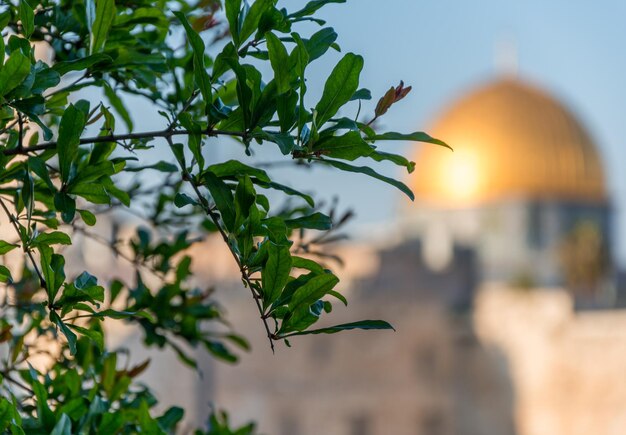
[{"xmin": 96, "ymin": 1, "xmax": 626, "ymax": 434}]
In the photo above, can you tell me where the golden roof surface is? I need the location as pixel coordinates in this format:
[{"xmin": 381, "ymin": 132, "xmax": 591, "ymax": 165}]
[{"xmin": 411, "ymin": 78, "xmax": 607, "ymax": 206}]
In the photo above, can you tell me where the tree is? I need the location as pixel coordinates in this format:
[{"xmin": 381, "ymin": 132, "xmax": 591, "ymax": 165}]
[{"xmin": 0, "ymin": 0, "xmax": 447, "ymax": 432}]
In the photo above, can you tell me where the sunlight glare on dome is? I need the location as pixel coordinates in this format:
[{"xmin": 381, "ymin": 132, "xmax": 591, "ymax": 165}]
[{"xmin": 411, "ymin": 78, "xmax": 607, "ymax": 206}]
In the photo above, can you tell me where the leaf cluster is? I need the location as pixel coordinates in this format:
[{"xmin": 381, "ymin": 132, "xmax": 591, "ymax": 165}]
[{"xmin": 0, "ymin": 0, "xmax": 448, "ymax": 431}]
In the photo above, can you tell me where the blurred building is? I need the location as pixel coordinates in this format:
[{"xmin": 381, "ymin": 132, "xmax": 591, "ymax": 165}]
[
  {"xmin": 113, "ymin": 75, "xmax": 626, "ymax": 435},
  {"xmin": 195, "ymin": 75, "xmax": 626, "ymax": 435}
]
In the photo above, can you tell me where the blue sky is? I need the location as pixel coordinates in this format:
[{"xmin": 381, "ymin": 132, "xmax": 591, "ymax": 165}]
[
  {"xmin": 113, "ymin": 1, "xmax": 626, "ymax": 264},
  {"xmin": 291, "ymin": 0, "xmax": 626, "ymax": 264}
]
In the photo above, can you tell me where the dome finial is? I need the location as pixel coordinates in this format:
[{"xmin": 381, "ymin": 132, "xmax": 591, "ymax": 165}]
[{"xmin": 495, "ymin": 37, "xmax": 518, "ymax": 77}]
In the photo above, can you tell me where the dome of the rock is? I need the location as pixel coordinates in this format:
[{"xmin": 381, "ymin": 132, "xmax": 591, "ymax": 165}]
[{"xmin": 411, "ymin": 78, "xmax": 607, "ymax": 206}]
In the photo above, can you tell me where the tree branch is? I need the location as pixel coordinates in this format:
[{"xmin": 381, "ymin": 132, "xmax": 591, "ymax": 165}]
[
  {"xmin": 2, "ymin": 127, "xmax": 247, "ymax": 156},
  {"xmin": 0, "ymin": 197, "xmax": 47, "ymax": 290},
  {"xmin": 163, "ymin": 135, "xmax": 276, "ymax": 353}
]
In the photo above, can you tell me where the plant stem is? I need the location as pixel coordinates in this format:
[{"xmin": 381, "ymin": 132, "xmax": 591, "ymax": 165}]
[{"xmin": 2, "ymin": 127, "xmax": 247, "ymax": 156}]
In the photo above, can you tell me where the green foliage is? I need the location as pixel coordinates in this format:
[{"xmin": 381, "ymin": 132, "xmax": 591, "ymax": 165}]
[{"xmin": 0, "ymin": 0, "xmax": 448, "ymax": 432}]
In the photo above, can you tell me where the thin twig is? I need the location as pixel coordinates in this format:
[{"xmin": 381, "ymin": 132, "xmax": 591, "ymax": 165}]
[
  {"xmin": 2, "ymin": 127, "xmax": 247, "ymax": 156},
  {"xmin": 164, "ymin": 135, "xmax": 276, "ymax": 352},
  {"xmin": 0, "ymin": 197, "xmax": 46, "ymax": 289},
  {"xmin": 2, "ymin": 372, "xmax": 35, "ymax": 395}
]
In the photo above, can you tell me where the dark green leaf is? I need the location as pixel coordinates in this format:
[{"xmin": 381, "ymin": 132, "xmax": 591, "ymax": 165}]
[
  {"xmin": 262, "ymin": 243, "xmax": 292, "ymax": 307},
  {"xmin": 225, "ymin": 0, "xmax": 242, "ymax": 46},
  {"xmin": 50, "ymin": 312, "xmax": 77, "ymax": 355},
  {"xmin": 315, "ymin": 53, "xmax": 363, "ymax": 126},
  {"xmin": 174, "ymin": 193, "xmax": 198, "ymax": 208},
  {"xmin": 52, "ymin": 54, "xmax": 112, "ymax": 76},
  {"xmin": 281, "ymin": 319, "xmax": 394, "ymax": 337},
  {"xmin": 240, "ymin": 0, "xmax": 273, "ymax": 43},
  {"xmin": 19, "ymin": 0, "xmax": 34, "ymax": 38},
  {"xmin": 314, "ymin": 131, "xmax": 374, "ymax": 160},
  {"xmin": 157, "ymin": 407, "xmax": 184, "ymax": 432},
  {"xmin": 319, "ymin": 159, "xmax": 415, "ymax": 200},
  {"xmin": 126, "ymin": 161, "xmax": 178, "ymax": 173},
  {"xmin": 350, "ymin": 88, "xmax": 371, "ymax": 101},
  {"xmin": 57, "ymin": 105, "xmax": 86, "ymax": 184},
  {"xmin": 66, "ymin": 324, "xmax": 103, "ymax": 352},
  {"xmin": 54, "ymin": 192, "xmax": 76, "ymax": 223},
  {"xmin": 0, "ymin": 241, "xmax": 18, "ymax": 255},
  {"xmin": 0, "ymin": 51, "xmax": 31, "ymax": 97},
  {"xmin": 103, "ymin": 82, "xmax": 133, "ymax": 132},
  {"xmin": 203, "ymin": 171, "xmax": 236, "ymax": 231},
  {"xmin": 207, "ymin": 160, "xmax": 271, "ymax": 183},
  {"xmin": 174, "ymin": 12, "xmax": 212, "ymax": 114},
  {"xmin": 254, "ymin": 180, "xmax": 314, "ymax": 207},
  {"xmin": 0, "ymin": 265, "xmax": 12, "ymax": 283},
  {"xmin": 288, "ymin": 273, "xmax": 338, "ymax": 311},
  {"xmin": 369, "ymin": 150, "xmax": 416, "ymax": 173},
  {"xmin": 291, "ymin": 256, "xmax": 326, "ymax": 274},
  {"xmin": 32, "ymin": 231, "xmax": 72, "ymax": 247},
  {"xmin": 90, "ymin": 0, "xmax": 115, "ymax": 53},
  {"xmin": 369, "ymin": 131, "xmax": 452, "ymax": 150},
  {"xmin": 69, "ymin": 183, "xmax": 110, "ymax": 204},
  {"xmin": 289, "ymin": 0, "xmax": 346, "ymax": 18},
  {"xmin": 303, "ymin": 27, "xmax": 338, "ymax": 62},
  {"xmin": 50, "ymin": 413, "xmax": 72, "ymax": 435},
  {"xmin": 285, "ymin": 212, "xmax": 332, "ymax": 230},
  {"xmin": 78, "ymin": 209, "xmax": 97, "ymax": 226},
  {"xmin": 266, "ymin": 32, "xmax": 290, "ymax": 94}
]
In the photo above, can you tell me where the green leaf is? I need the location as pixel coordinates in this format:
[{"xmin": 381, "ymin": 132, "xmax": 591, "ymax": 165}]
[
  {"xmin": 69, "ymin": 183, "xmax": 110, "ymax": 204},
  {"xmin": 0, "ymin": 51, "xmax": 31, "ymax": 97},
  {"xmin": 291, "ymin": 256, "xmax": 326, "ymax": 274},
  {"xmin": 225, "ymin": 0, "xmax": 242, "ymax": 46},
  {"xmin": 254, "ymin": 180, "xmax": 314, "ymax": 207},
  {"xmin": 203, "ymin": 171, "xmax": 236, "ymax": 231},
  {"xmin": 78, "ymin": 209, "xmax": 97, "ymax": 226},
  {"xmin": 303, "ymin": 27, "xmax": 338, "ymax": 62},
  {"xmin": 369, "ymin": 150, "xmax": 416, "ymax": 173},
  {"xmin": 54, "ymin": 192, "xmax": 76, "ymax": 223},
  {"xmin": 315, "ymin": 53, "xmax": 363, "ymax": 126},
  {"xmin": 314, "ymin": 131, "xmax": 374, "ymax": 160},
  {"xmin": 207, "ymin": 160, "xmax": 271, "ymax": 183},
  {"xmin": 350, "ymin": 88, "xmax": 372, "ymax": 101},
  {"xmin": 52, "ymin": 54, "xmax": 112, "ymax": 76},
  {"xmin": 285, "ymin": 212, "xmax": 332, "ymax": 230},
  {"xmin": 90, "ymin": 0, "xmax": 115, "ymax": 54},
  {"xmin": 262, "ymin": 243, "xmax": 292, "ymax": 307},
  {"xmin": 32, "ymin": 231, "xmax": 72, "ymax": 247},
  {"xmin": 103, "ymin": 82, "xmax": 133, "ymax": 132},
  {"xmin": 319, "ymin": 159, "xmax": 415, "ymax": 200},
  {"xmin": 19, "ymin": 0, "xmax": 34, "ymax": 38},
  {"xmin": 126, "ymin": 161, "xmax": 178, "ymax": 173},
  {"xmin": 240, "ymin": 0, "xmax": 273, "ymax": 43},
  {"xmin": 234, "ymin": 175, "xmax": 256, "ymax": 229},
  {"xmin": 92, "ymin": 309, "xmax": 154, "ymax": 322},
  {"xmin": 266, "ymin": 32, "xmax": 290, "ymax": 94},
  {"xmin": 57, "ymin": 105, "xmax": 86, "ymax": 184},
  {"xmin": 281, "ymin": 319, "xmax": 394, "ymax": 337},
  {"xmin": 174, "ymin": 12, "xmax": 212, "ymax": 114},
  {"xmin": 66, "ymin": 324, "xmax": 103, "ymax": 352},
  {"xmin": 0, "ymin": 265, "xmax": 12, "ymax": 283},
  {"xmin": 0, "ymin": 241, "xmax": 18, "ymax": 255},
  {"xmin": 289, "ymin": 0, "xmax": 346, "ymax": 18},
  {"xmin": 174, "ymin": 193, "xmax": 198, "ymax": 208},
  {"xmin": 50, "ymin": 312, "xmax": 77, "ymax": 355},
  {"xmin": 157, "ymin": 407, "xmax": 184, "ymax": 432},
  {"xmin": 253, "ymin": 130, "xmax": 295, "ymax": 155},
  {"xmin": 369, "ymin": 131, "xmax": 452, "ymax": 150},
  {"xmin": 288, "ymin": 273, "xmax": 338, "ymax": 312},
  {"xmin": 28, "ymin": 156, "xmax": 55, "ymax": 190}
]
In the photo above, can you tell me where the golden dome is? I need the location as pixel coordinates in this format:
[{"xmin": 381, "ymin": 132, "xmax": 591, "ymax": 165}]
[{"xmin": 412, "ymin": 78, "xmax": 607, "ymax": 206}]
